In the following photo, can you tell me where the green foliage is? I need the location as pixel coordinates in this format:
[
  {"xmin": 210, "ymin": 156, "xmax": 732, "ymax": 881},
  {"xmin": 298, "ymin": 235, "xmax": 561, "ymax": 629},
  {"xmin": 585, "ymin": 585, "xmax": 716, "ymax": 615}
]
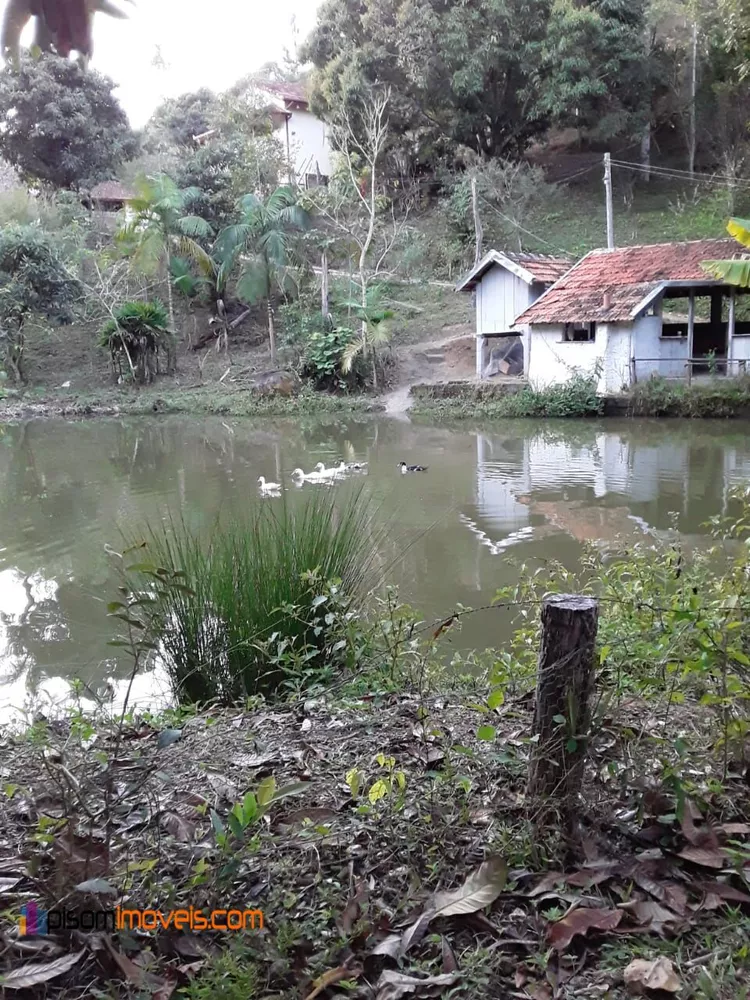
[
  {"xmin": 215, "ymin": 186, "xmax": 311, "ymax": 359},
  {"xmin": 99, "ymin": 300, "xmax": 172, "ymax": 385},
  {"xmin": 494, "ymin": 488, "xmax": 750, "ymax": 767},
  {"xmin": 178, "ymin": 945, "xmax": 261, "ymax": 1000},
  {"xmin": 0, "ymin": 225, "xmax": 79, "ymax": 382},
  {"xmin": 145, "ymin": 88, "xmax": 219, "ymax": 150},
  {"xmin": 539, "ymin": 0, "xmax": 653, "ymax": 139},
  {"xmin": 118, "ymin": 174, "xmax": 214, "ymax": 329},
  {"xmin": 703, "ymin": 217, "xmax": 750, "ymax": 286},
  {"xmin": 304, "ymin": 0, "xmax": 550, "ymax": 161},
  {"xmin": 412, "ymin": 373, "xmax": 603, "ymax": 419},
  {"xmin": 301, "ymin": 326, "xmax": 362, "ymax": 390},
  {"xmin": 0, "ymin": 55, "xmax": 137, "ymax": 190},
  {"xmin": 630, "ymin": 375, "xmax": 750, "ymax": 417},
  {"xmin": 125, "ymin": 491, "xmax": 378, "ymax": 704}
]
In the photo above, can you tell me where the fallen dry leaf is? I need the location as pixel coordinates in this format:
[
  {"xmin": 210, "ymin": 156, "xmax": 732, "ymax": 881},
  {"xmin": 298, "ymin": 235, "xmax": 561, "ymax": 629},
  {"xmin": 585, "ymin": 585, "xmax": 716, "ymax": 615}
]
[
  {"xmin": 677, "ymin": 846, "xmax": 727, "ymax": 869},
  {"xmin": 370, "ymin": 933, "xmax": 402, "ymax": 959},
  {"xmin": 304, "ymin": 966, "xmax": 358, "ymax": 1000},
  {"xmin": 528, "ymin": 871, "xmax": 566, "ymax": 897},
  {"xmin": 619, "ymin": 900, "xmax": 682, "ymax": 936},
  {"xmin": 624, "ymin": 956, "xmax": 681, "ymax": 994},
  {"xmin": 721, "ymin": 822, "xmax": 750, "ymax": 837},
  {"xmin": 441, "ymin": 935, "xmax": 458, "ymax": 973},
  {"xmin": 429, "ymin": 856, "xmax": 507, "ymax": 917},
  {"xmin": 160, "ymin": 812, "xmax": 196, "ymax": 843},
  {"xmin": 375, "ymin": 969, "xmax": 460, "ymax": 1000},
  {"xmin": 339, "ymin": 883, "xmax": 367, "ymax": 935},
  {"xmin": 694, "ymin": 880, "xmax": 750, "ymax": 908},
  {"xmin": 1, "ymin": 951, "xmax": 84, "ymax": 989},
  {"xmin": 276, "ymin": 806, "xmax": 337, "ymax": 829},
  {"xmin": 399, "ymin": 910, "xmax": 434, "ymax": 957},
  {"xmin": 103, "ymin": 939, "xmax": 166, "ymax": 990},
  {"xmin": 547, "ymin": 907, "xmax": 623, "ymax": 951},
  {"xmin": 53, "ymin": 827, "xmax": 109, "ymax": 881}
]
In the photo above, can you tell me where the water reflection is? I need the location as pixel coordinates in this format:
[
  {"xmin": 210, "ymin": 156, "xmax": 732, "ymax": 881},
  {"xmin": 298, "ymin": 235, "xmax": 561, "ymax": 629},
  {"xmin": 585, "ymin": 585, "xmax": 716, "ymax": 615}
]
[{"xmin": 0, "ymin": 416, "xmax": 748, "ymax": 717}]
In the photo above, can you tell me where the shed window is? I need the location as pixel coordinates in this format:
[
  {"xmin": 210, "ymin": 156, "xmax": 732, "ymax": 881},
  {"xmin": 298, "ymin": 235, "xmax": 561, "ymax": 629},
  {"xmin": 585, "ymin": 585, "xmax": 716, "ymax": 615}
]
[{"xmin": 562, "ymin": 322, "xmax": 596, "ymax": 342}]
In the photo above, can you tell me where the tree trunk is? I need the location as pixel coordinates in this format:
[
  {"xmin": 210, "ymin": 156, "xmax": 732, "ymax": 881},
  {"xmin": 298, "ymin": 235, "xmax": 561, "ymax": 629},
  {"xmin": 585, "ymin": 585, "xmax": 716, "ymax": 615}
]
[
  {"xmin": 166, "ymin": 254, "xmax": 176, "ymax": 334},
  {"xmin": 321, "ymin": 249, "xmax": 330, "ymax": 323},
  {"xmin": 640, "ymin": 122, "xmax": 651, "ymax": 183},
  {"xmin": 267, "ymin": 299, "xmax": 277, "ymax": 364},
  {"xmin": 471, "ymin": 174, "xmax": 483, "ymax": 267},
  {"xmin": 527, "ymin": 594, "xmax": 599, "ymax": 834}
]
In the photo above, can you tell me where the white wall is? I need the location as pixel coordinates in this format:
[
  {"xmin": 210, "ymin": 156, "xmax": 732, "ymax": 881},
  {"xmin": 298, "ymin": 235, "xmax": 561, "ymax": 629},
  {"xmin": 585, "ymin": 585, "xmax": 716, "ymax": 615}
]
[
  {"xmin": 528, "ymin": 325, "xmax": 607, "ymax": 391},
  {"xmin": 476, "ymin": 267, "xmax": 531, "ymax": 336},
  {"xmin": 731, "ymin": 335, "xmax": 750, "ymax": 365},
  {"xmin": 602, "ymin": 324, "xmax": 632, "ymax": 393},
  {"xmin": 275, "ymin": 108, "xmax": 332, "ymax": 182},
  {"xmin": 632, "ymin": 314, "xmax": 687, "ymax": 381}
]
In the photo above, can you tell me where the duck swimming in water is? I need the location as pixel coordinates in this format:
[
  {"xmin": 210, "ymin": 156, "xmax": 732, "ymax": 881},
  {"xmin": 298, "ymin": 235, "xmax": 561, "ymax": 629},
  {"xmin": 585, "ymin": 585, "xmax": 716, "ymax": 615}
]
[
  {"xmin": 258, "ymin": 476, "xmax": 281, "ymax": 494},
  {"xmin": 398, "ymin": 462, "xmax": 428, "ymax": 473}
]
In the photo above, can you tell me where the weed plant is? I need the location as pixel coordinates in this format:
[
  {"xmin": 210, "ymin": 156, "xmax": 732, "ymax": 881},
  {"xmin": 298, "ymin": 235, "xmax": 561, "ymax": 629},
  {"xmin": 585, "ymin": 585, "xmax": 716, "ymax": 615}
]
[{"xmin": 126, "ymin": 490, "xmax": 378, "ymax": 703}]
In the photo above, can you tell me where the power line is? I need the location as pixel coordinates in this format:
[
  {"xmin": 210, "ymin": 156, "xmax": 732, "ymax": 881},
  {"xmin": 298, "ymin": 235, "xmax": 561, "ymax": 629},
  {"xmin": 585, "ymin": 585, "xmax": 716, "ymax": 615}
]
[
  {"xmin": 476, "ymin": 193, "xmax": 570, "ymax": 256},
  {"xmin": 611, "ymin": 158, "xmax": 750, "ymax": 190}
]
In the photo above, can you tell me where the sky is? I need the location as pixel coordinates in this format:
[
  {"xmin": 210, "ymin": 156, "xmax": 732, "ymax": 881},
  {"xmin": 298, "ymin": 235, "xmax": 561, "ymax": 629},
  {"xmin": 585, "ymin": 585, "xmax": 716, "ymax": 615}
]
[{"xmin": 83, "ymin": 0, "xmax": 323, "ymax": 127}]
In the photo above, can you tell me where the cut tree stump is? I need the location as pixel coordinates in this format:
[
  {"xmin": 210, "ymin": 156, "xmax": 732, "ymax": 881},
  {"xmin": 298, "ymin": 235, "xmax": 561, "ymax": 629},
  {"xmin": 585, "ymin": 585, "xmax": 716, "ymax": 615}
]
[{"xmin": 527, "ymin": 594, "xmax": 599, "ymax": 830}]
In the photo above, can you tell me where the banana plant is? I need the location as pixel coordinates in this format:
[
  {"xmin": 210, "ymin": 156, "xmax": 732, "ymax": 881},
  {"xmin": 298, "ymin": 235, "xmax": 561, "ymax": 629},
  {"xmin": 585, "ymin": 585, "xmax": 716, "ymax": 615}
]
[{"xmin": 702, "ymin": 218, "xmax": 750, "ymax": 286}]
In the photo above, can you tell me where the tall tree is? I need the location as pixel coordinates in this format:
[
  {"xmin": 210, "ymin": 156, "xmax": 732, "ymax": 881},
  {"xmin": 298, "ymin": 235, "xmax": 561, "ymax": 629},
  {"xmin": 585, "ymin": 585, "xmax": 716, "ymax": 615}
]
[
  {"xmin": 118, "ymin": 174, "xmax": 214, "ymax": 334},
  {"xmin": 538, "ymin": 0, "xmax": 654, "ymax": 141},
  {"xmin": 0, "ymin": 54, "xmax": 137, "ymax": 190},
  {"xmin": 214, "ymin": 187, "xmax": 310, "ymax": 364},
  {"xmin": 303, "ymin": 0, "xmax": 551, "ymax": 162}
]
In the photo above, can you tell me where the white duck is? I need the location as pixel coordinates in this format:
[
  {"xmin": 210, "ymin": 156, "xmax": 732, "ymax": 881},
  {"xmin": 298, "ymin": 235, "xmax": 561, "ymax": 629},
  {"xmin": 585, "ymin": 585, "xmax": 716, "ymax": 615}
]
[
  {"xmin": 258, "ymin": 476, "xmax": 281, "ymax": 494},
  {"xmin": 291, "ymin": 467, "xmax": 329, "ymax": 483}
]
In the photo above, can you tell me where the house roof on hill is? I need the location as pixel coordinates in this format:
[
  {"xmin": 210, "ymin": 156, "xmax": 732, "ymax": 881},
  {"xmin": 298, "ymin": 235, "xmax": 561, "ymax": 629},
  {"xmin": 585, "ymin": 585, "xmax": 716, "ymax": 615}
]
[
  {"xmin": 457, "ymin": 249, "xmax": 573, "ymax": 291},
  {"xmin": 255, "ymin": 80, "xmax": 308, "ymax": 108},
  {"xmin": 517, "ymin": 238, "xmax": 745, "ymax": 324},
  {"xmin": 90, "ymin": 180, "xmax": 135, "ymax": 203}
]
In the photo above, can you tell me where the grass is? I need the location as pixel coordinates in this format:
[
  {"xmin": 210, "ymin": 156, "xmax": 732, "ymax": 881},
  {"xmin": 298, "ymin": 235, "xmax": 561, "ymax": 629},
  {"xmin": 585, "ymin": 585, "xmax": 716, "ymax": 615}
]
[
  {"xmin": 127, "ymin": 490, "xmax": 378, "ymax": 703},
  {"xmin": 0, "ymin": 383, "xmax": 383, "ymax": 419}
]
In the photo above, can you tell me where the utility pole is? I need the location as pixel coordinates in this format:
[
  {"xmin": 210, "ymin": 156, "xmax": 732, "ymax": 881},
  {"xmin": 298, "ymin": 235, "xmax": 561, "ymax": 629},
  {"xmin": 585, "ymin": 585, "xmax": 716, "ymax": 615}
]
[
  {"xmin": 471, "ymin": 174, "xmax": 484, "ymax": 267},
  {"xmin": 689, "ymin": 20, "xmax": 698, "ymax": 180},
  {"xmin": 604, "ymin": 152, "xmax": 615, "ymax": 250}
]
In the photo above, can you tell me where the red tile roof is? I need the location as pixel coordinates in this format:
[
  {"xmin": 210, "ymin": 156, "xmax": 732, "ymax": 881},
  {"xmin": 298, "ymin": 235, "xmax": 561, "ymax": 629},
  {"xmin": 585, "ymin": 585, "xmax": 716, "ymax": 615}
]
[
  {"xmin": 90, "ymin": 180, "xmax": 136, "ymax": 203},
  {"xmin": 505, "ymin": 252, "xmax": 572, "ymax": 284},
  {"xmin": 456, "ymin": 250, "xmax": 572, "ymax": 291},
  {"xmin": 518, "ymin": 238, "xmax": 745, "ymax": 324},
  {"xmin": 256, "ymin": 80, "xmax": 308, "ymax": 108}
]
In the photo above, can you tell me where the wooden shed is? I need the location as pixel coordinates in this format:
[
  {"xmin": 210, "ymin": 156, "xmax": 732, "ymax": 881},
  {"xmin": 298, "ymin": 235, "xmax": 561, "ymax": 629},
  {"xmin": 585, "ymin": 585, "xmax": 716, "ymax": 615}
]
[
  {"xmin": 88, "ymin": 180, "xmax": 136, "ymax": 213},
  {"xmin": 457, "ymin": 250, "xmax": 572, "ymax": 377}
]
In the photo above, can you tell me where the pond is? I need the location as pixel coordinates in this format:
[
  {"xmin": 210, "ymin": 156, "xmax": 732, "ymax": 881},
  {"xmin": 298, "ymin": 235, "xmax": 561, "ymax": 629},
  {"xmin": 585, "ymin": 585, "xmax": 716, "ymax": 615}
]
[{"xmin": 1, "ymin": 414, "xmax": 748, "ymax": 719}]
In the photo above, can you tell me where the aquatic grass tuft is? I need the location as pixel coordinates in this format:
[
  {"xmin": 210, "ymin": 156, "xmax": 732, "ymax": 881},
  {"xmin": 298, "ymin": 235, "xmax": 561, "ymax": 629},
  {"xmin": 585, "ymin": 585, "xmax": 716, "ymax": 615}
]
[{"xmin": 127, "ymin": 489, "xmax": 377, "ymax": 704}]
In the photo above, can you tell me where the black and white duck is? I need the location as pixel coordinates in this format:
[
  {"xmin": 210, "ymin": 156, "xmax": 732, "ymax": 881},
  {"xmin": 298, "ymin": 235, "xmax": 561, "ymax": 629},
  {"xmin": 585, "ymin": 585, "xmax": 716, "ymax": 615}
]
[{"xmin": 398, "ymin": 461, "xmax": 428, "ymax": 474}]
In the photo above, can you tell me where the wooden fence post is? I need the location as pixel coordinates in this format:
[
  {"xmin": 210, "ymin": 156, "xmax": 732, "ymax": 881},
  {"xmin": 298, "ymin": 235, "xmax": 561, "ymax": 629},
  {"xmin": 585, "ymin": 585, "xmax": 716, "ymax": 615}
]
[{"xmin": 528, "ymin": 594, "xmax": 599, "ymax": 830}]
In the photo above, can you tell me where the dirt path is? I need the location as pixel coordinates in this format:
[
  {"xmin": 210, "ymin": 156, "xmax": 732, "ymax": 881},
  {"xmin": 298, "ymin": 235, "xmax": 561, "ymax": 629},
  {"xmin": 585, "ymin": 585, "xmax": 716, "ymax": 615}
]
[{"xmin": 384, "ymin": 328, "xmax": 477, "ymax": 414}]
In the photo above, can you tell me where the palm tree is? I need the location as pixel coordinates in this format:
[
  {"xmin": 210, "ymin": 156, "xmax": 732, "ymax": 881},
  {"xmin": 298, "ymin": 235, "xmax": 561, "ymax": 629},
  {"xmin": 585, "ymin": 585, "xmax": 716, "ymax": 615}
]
[
  {"xmin": 118, "ymin": 174, "xmax": 214, "ymax": 335},
  {"xmin": 215, "ymin": 187, "xmax": 310, "ymax": 364},
  {"xmin": 702, "ymin": 218, "xmax": 750, "ymax": 285},
  {"xmin": 99, "ymin": 300, "xmax": 171, "ymax": 384}
]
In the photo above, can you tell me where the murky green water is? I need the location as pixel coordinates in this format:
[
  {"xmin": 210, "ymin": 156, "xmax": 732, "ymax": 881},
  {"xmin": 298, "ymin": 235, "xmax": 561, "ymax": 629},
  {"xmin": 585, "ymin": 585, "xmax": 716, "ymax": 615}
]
[{"xmin": 1, "ymin": 415, "xmax": 748, "ymax": 718}]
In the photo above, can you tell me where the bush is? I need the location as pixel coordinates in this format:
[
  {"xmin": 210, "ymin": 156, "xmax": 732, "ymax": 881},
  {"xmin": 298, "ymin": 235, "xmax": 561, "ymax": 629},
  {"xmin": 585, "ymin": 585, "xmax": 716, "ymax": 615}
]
[
  {"xmin": 126, "ymin": 491, "xmax": 377, "ymax": 703},
  {"xmin": 630, "ymin": 375, "xmax": 750, "ymax": 418},
  {"xmin": 412, "ymin": 372, "xmax": 603, "ymax": 418}
]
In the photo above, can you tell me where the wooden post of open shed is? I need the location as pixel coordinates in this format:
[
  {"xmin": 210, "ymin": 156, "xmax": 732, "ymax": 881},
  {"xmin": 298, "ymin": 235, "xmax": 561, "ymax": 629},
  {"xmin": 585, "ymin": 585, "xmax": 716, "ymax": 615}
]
[{"xmin": 528, "ymin": 594, "xmax": 599, "ymax": 830}]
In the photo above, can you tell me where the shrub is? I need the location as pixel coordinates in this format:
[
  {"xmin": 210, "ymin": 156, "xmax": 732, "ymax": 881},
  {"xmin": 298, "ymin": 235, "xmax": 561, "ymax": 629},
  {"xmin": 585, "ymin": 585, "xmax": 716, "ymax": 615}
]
[
  {"xmin": 100, "ymin": 300, "xmax": 172, "ymax": 384},
  {"xmin": 126, "ymin": 490, "xmax": 377, "ymax": 703}
]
